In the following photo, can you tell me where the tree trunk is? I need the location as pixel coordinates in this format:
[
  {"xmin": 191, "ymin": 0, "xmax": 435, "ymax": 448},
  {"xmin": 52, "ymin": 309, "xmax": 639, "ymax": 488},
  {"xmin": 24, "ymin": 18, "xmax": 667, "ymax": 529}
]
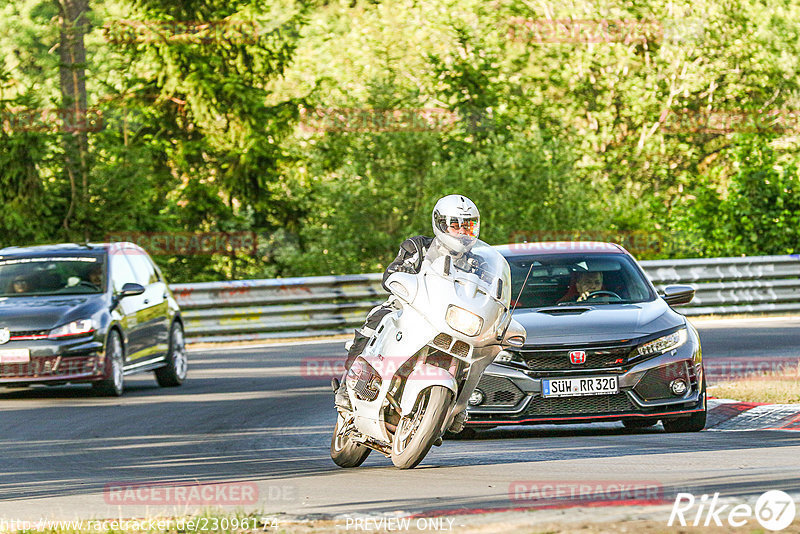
[{"xmin": 55, "ymin": 0, "xmax": 90, "ymax": 241}]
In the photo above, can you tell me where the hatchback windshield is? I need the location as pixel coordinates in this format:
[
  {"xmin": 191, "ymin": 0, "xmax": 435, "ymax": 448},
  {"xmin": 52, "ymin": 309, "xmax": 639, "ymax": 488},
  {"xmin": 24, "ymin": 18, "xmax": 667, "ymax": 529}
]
[
  {"xmin": 505, "ymin": 253, "xmax": 655, "ymax": 308},
  {"xmin": 0, "ymin": 255, "xmax": 105, "ymax": 297}
]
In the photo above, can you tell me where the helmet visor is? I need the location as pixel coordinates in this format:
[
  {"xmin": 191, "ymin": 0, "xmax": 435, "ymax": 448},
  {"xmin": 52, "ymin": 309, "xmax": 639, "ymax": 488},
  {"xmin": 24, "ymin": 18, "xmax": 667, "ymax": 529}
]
[{"xmin": 438, "ymin": 216, "xmax": 479, "ymax": 239}]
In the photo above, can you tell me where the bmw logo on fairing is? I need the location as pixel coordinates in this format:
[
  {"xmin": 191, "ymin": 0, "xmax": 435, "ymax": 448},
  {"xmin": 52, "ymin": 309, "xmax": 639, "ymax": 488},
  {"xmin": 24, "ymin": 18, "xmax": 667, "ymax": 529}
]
[
  {"xmin": 396, "ymin": 332, "xmax": 402, "ymax": 341},
  {"xmin": 0, "ymin": 328, "xmax": 10, "ymax": 345}
]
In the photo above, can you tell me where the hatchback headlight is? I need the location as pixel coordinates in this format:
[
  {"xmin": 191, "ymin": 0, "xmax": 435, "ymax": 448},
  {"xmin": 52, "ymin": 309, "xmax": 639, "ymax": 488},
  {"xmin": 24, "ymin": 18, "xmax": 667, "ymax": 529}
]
[
  {"xmin": 48, "ymin": 319, "xmax": 96, "ymax": 339},
  {"xmin": 636, "ymin": 328, "xmax": 688, "ymax": 357},
  {"xmin": 445, "ymin": 305, "xmax": 483, "ymax": 337}
]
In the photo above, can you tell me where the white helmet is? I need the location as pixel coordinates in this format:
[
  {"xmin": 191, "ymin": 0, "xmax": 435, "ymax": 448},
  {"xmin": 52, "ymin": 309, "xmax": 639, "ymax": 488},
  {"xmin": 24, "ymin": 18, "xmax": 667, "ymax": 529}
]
[{"xmin": 432, "ymin": 194, "xmax": 480, "ymax": 256}]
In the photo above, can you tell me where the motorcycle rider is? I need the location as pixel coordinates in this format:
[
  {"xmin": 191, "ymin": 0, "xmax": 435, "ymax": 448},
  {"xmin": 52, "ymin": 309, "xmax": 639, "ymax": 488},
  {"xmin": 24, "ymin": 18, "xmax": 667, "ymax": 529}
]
[{"xmin": 335, "ymin": 194, "xmax": 481, "ymax": 434}]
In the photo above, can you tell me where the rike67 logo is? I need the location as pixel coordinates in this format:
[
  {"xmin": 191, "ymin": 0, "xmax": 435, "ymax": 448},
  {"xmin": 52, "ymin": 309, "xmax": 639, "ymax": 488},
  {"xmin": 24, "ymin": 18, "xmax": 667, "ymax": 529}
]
[{"xmin": 669, "ymin": 490, "xmax": 796, "ymax": 531}]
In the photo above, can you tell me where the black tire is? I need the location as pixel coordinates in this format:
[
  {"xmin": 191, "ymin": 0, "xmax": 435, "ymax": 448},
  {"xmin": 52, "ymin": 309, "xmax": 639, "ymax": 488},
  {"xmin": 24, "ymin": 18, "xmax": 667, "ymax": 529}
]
[
  {"xmin": 93, "ymin": 330, "xmax": 124, "ymax": 397},
  {"xmin": 663, "ymin": 376, "xmax": 707, "ymax": 433},
  {"xmin": 330, "ymin": 413, "xmax": 371, "ymax": 468},
  {"xmin": 155, "ymin": 321, "xmax": 188, "ymax": 387},
  {"xmin": 391, "ymin": 386, "xmax": 453, "ymax": 469},
  {"xmin": 622, "ymin": 418, "xmax": 659, "ymax": 429},
  {"xmin": 663, "ymin": 410, "xmax": 706, "ymax": 432}
]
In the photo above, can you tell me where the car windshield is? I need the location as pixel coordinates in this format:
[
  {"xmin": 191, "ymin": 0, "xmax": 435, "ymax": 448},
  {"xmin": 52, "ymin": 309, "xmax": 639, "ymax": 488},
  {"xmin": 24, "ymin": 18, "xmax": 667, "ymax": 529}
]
[
  {"xmin": 0, "ymin": 255, "xmax": 105, "ymax": 297},
  {"xmin": 505, "ymin": 253, "xmax": 655, "ymax": 308}
]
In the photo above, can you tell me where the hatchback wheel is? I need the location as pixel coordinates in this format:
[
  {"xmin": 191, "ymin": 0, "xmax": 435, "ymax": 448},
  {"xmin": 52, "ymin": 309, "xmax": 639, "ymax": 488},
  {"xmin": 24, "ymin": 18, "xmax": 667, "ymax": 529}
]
[
  {"xmin": 93, "ymin": 330, "xmax": 124, "ymax": 397},
  {"xmin": 663, "ymin": 410, "xmax": 706, "ymax": 432},
  {"xmin": 622, "ymin": 418, "xmax": 659, "ymax": 429},
  {"xmin": 155, "ymin": 321, "xmax": 187, "ymax": 387}
]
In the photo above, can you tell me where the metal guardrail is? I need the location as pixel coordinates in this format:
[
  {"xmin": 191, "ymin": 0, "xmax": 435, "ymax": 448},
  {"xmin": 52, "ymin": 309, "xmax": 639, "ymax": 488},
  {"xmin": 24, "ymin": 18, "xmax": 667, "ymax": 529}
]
[
  {"xmin": 644, "ymin": 255, "xmax": 800, "ymax": 315},
  {"xmin": 170, "ymin": 255, "xmax": 800, "ymax": 343}
]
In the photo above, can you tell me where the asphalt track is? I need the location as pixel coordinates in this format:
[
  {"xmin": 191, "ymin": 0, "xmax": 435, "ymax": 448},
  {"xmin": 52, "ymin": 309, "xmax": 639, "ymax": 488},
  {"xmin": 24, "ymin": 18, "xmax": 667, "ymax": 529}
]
[{"xmin": 1, "ymin": 317, "xmax": 799, "ymax": 522}]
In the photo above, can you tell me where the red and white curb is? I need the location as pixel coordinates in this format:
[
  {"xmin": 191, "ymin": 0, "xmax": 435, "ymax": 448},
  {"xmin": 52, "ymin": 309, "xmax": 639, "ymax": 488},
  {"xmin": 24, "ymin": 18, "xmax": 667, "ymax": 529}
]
[{"xmin": 706, "ymin": 398, "xmax": 800, "ymax": 431}]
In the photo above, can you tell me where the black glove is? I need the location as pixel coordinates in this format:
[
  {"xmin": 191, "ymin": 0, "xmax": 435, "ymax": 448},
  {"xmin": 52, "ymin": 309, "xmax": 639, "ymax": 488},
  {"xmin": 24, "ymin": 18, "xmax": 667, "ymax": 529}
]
[{"xmin": 394, "ymin": 263, "xmax": 416, "ymax": 274}]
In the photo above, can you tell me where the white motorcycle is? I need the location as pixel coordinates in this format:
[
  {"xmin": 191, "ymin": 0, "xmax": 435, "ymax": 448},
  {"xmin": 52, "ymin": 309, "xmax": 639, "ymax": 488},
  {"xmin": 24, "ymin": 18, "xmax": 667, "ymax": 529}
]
[{"xmin": 330, "ymin": 238, "xmax": 526, "ymax": 469}]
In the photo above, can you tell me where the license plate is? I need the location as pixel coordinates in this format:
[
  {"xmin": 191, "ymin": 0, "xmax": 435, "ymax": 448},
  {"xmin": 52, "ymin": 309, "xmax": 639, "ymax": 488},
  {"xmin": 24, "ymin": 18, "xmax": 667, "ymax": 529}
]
[
  {"xmin": 542, "ymin": 376, "xmax": 618, "ymax": 398},
  {"xmin": 0, "ymin": 349, "xmax": 31, "ymax": 364}
]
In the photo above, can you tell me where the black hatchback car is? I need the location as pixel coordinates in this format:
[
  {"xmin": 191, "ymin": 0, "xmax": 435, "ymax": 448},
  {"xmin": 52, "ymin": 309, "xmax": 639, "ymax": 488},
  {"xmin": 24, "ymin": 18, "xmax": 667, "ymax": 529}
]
[
  {"xmin": 0, "ymin": 242, "xmax": 186, "ymax": 396},
  {"xmin": 463, "ymin": 242, "xmax": 705, "ymax": 435}
]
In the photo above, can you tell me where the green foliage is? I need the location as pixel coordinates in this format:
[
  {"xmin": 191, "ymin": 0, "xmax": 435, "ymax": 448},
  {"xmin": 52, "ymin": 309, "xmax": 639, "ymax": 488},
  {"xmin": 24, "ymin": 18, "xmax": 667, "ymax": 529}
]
[
  {"xmin": 671, "ymin": 136, "xmax": 800, "ymax": 257},
  {"xmin": 1, "ymin": 0, "xmax": 799, "ymax": 281}
]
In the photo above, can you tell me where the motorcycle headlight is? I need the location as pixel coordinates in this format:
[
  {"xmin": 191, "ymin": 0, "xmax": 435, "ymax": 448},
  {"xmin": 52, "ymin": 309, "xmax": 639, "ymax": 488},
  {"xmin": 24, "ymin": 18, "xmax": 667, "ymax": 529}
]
[
  {"xmin": 48, "ymin": 319, "xmax": 96, "ymax": 339},
  {"xmin": 445, "ymin": 305, "xmax": 483, "ymax": 337},
  {"xmin": 636, "ymin": 328, "xmax": 688, "ymax": 357}
]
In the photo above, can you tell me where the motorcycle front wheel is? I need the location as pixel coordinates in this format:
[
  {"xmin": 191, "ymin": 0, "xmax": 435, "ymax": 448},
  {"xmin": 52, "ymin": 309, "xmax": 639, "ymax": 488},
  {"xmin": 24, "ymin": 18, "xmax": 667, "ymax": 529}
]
[
  {"xmin": 330, "ymin": 412, "xmax": 371, "ymax": 468},
  {"xmin": 391, "ymin": 386, "xmax": 453, "ymax": 469}
]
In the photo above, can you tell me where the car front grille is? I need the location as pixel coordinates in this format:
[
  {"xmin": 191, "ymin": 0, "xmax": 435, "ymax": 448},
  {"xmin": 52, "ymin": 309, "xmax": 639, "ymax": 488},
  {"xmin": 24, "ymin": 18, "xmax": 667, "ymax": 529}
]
[
  {"xmin": 475, "ymin": 374, "xmax": 525, "ymax": 407},
  {"xmin": 633, "ymin": 360, "xmax": 691, "ymax": 401},
  {"xmin": 9, "ymin": 329, "xmax": 49, "ymax": 340},
  {"xmin": 523, "ymin": 392, "xmax": 636, "ymax": 416},
  {"xmin": 519, "ymin": 344, "xmax": 633, "ymax": 372},
  {"xmin": 0, "ymin": 356, "xmax": 100, "ymax": 379}
]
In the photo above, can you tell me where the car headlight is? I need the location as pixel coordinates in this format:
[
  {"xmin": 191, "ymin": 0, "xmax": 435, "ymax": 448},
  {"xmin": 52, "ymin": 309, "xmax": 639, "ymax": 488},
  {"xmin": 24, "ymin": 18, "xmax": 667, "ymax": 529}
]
[
  {"xmin": 636, "ymin": 328, "xmax": 688, "ymax": 357},
  {"xmin": 48, "ymin": 319, "xmax": 96, "ymax": 339},
  {"xmin": 445, "ymin": 305, "xmax": 483, "ymax": 337}
]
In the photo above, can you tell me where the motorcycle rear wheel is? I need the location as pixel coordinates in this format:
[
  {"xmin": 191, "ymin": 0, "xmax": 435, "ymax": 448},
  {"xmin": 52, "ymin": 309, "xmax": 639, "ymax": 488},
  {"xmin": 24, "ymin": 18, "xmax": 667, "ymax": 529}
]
[
  {"xmin": 391, "ymin": 386, "xmax": 453, "ymax": 469},
  {"xmin": 330, "ymin": 412, "xmax": 371, "ymax": 468}
]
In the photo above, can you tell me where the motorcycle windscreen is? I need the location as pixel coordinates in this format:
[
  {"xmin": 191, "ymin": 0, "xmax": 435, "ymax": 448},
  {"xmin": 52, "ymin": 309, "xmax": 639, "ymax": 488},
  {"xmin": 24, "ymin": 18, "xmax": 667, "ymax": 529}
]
[{"xmin": 424, "ymin": 238, "xmax": 511, "ymax": 306}]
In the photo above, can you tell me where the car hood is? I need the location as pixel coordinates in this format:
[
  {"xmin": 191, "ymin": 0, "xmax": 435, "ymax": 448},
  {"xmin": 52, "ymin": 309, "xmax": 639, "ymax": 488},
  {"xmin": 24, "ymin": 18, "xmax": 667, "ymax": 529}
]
[
  {"xmin": 0, "ymin": 295, "xmax": 103, "ymax": 331},
  {"xmin": 512, "ymin": 299, "xmax": 685, "ymax": 345}
]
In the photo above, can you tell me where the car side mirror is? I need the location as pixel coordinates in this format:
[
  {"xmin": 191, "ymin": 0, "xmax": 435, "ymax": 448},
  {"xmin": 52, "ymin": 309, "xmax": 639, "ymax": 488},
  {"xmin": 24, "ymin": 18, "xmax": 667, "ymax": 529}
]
[
  {"xmin": 662, "ymin": 285, "xmax": 695, "ymax": 306},
  {"xmin": 111, "ymin": 282, "xmax": 145, "ymax": 311},
  {"xmin": 120, "ymin": 282, "xmax": 145, "ymax": 298}
]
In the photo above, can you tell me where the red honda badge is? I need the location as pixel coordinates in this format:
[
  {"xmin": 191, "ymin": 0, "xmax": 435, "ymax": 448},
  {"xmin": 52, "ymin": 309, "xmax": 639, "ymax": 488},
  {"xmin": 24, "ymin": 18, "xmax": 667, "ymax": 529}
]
[{"xmin": 569, "ymin": 350, "xmax": 587, "ymax": 364}]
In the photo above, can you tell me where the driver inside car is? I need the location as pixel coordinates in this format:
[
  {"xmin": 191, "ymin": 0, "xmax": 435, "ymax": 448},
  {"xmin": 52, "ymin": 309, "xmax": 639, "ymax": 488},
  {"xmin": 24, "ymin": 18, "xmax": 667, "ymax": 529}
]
[
  {"xmin": 558, "ymin": 270, "xmax": 604, "ymax": 303},
  {"xmin": 11, "ymin": 275, "xmax": 30, "ymax": 294},
  {"xmin": 87, "ymin": 264, "xmax": 103, "ymax": 288}
]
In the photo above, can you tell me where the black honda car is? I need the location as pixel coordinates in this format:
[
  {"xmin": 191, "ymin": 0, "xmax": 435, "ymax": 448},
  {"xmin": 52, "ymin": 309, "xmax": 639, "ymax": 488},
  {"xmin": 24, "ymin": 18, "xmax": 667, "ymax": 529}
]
[
  {"xmin": 0, "ymin": 242, "xmax": 186, "ymax": 396},
  {"xmin": 462, "ymin": 242, "xmax": 705, "ymax": 435}
]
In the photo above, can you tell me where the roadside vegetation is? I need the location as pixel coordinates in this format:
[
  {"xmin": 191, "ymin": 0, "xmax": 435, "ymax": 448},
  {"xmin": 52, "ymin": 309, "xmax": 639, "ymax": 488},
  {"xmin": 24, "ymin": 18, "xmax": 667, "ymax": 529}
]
[
  {"xmin": 2, "ymin": 0, "xmax": 800, "ymax": 283},
  {"xmin": 709, "ymin": 378, "xmax": 800, "ymax": 404}
]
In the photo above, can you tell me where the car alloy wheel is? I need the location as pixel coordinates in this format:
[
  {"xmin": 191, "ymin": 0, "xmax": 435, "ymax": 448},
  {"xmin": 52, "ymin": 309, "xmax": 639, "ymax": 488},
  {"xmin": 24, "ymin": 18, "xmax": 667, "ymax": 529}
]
[
  {"xmin": 155, "ymin": 322, "xmax": 188, "ymax": 387},
  {"xmin": 93, "ymin": 330, "xmax": 125, "ymax": 397}
]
